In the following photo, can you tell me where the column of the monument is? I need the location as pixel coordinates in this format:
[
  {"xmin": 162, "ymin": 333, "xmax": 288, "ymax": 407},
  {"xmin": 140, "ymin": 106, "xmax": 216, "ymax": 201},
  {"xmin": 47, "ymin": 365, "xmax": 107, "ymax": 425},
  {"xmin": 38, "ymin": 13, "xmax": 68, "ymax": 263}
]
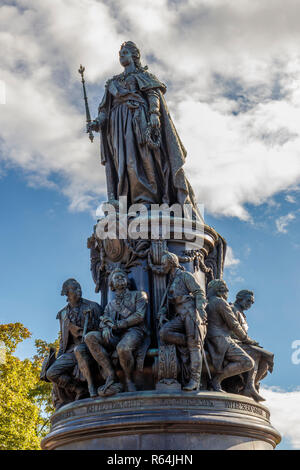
[{"xmin": 149, "ymin": 239, "xmax": 167, "ymax": 346}]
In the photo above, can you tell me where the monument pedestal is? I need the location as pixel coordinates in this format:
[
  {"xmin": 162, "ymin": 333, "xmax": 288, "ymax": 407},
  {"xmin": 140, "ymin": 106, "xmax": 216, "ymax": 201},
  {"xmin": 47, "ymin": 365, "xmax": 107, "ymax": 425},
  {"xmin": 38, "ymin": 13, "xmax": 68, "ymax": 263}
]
[{"xmin": 41, "ymin": 391, "xmax": 280, "ymax": 450}]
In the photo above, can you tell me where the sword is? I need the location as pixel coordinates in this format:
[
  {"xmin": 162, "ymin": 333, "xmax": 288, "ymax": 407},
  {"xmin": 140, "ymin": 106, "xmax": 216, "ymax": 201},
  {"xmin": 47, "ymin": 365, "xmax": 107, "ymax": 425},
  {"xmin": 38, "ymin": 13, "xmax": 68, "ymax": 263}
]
[
  {"xmin": 78, "ymin": 64, "xmax": 94, "ymax": 143},
  {"xmin": 197, "ymin": 317, "xmax": 212, "ymax": 380},
  {"xmin": 156, "ymin": 274, "xmax": 173, "ymax": 330}
]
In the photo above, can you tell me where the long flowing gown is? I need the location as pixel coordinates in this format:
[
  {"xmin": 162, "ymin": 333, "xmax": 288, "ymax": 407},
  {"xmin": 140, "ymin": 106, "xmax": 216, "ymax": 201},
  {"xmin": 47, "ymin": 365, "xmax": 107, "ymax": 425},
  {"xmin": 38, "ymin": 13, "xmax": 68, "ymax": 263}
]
[{"xmin": 98, "ymin": 69, "xmax": 199, "ymax": 216}]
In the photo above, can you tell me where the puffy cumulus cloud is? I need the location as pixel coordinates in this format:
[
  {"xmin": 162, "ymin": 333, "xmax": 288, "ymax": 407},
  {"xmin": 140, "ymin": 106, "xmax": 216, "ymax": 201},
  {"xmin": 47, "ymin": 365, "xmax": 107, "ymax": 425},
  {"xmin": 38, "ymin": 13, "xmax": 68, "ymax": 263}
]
[
  {"xmin": 177, "ymin": 98, "xmax": 300, "ymax": 220},
  {"xmin": 0, "ymin": 0, "xmax": 122, "ymax": 212},
  {"xmin": 262, "ymin": 386, "xmax": 300, "ymax": 449},
  {"xmin": 1, "ymin": 0, "xmax": 300, "ymax": 217}
]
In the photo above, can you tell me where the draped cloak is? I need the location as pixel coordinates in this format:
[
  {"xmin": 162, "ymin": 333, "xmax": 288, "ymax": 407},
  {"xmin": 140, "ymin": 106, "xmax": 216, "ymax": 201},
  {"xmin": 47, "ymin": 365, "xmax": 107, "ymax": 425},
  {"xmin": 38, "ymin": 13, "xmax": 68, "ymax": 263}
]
[{"xmin": 97, "ymin": 69, "xmax": 200, "ymax": 217}]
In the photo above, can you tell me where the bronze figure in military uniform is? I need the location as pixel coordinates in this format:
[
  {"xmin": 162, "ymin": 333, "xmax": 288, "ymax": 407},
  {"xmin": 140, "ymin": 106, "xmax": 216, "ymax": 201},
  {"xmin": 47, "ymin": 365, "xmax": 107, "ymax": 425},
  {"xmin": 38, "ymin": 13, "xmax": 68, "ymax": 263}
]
[
  {"xmin": 206, "ymin": 279, "xmax": 258, "ymax": 393},
  {"xmin": 158, "ymin": 251, "xmax": 207, "ymax": 391},
  {"xmin": 85, "ymin": 268, "xmax": 149, "ymax": 395},
  {"xmin": 46, "ymin": 279, "xmax": 102, "ymax": 406},
  {"xmin": 230, "ymin": 290, "xmax": 274, "ymax": 402}
]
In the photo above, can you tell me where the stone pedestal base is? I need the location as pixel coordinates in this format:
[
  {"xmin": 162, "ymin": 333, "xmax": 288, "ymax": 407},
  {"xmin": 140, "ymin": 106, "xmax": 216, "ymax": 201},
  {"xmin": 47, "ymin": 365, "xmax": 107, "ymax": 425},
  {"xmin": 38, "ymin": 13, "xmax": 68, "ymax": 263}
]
[{"xmin": 41, "ymin": 391, "xmax": 281, "ymax": 450}]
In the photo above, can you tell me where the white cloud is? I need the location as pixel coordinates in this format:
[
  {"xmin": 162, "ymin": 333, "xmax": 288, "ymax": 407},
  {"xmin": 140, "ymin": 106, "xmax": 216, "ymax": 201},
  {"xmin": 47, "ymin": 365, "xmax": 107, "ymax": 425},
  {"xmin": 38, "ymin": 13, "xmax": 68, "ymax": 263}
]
[
  {"xmin": 262, "ymin": 386, "xmax": 300, "ymax": 449},
  {"xmin": 285, "ymin": 194, "xmax": 296, "ymax": 203},
  {"xmin": 1, "ymin": 1, "xmax": 300, "ymax": 217},
  {"xmin": 0, "ymin": 80, "xmax": 5, "ymax": 105},
  {"xmin": 275, "ymin": 212, "xmax": 296, "ymax": 233},
  {"xmin": 224, "ymin": 246, "xmax": 240, "ymax": 267}
]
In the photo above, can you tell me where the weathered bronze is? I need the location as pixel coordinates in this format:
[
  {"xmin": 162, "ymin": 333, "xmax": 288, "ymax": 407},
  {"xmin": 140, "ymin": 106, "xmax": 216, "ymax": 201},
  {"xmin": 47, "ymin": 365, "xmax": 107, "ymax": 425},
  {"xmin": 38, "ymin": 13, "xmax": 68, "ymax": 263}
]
[
  {"xmin": 84, "ymin": 268, "xmax": 149, "ymax": 396},
  {"xmin": 42, "ymin": 42, "xmax": 277, "ymax": 443},
  {"xmin": 86, "ymin": 41, "xmax": 200, "ymax": 216},
  {"xmin": 205, "ymin": 279, "xmax": 256, "ymax": 393},
  {"xmin": 44, "ymin": 279, "xmax": 102, "ymax": 408},
  {"xmin": 230, "ymin": 290, "xmax": 274, "ymax": 402},
  {"xmin": 158, "ymin": 251, "xmax": 207, "ymax": 391}
]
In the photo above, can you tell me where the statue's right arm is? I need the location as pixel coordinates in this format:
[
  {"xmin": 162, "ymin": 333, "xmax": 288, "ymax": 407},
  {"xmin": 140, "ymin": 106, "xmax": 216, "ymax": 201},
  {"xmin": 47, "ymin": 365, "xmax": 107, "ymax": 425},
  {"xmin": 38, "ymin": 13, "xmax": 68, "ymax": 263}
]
[
  {"xmin": 94, "ymin": 111, "xmax": 107, "ymax": 130},
  {"xmin": 184, "ymin": 272, "xmax": 207, "ymax": 320},
  {"xmin": 88, "ymin": 111, "xmax": 107, "ymax": 133},
  {"xmin": 87, "ymin": 86, "xmax": 109, "ymax": 133},
  {"xmin": 95, "ymin": 87, "xmax": 110, "ymax": 130}
]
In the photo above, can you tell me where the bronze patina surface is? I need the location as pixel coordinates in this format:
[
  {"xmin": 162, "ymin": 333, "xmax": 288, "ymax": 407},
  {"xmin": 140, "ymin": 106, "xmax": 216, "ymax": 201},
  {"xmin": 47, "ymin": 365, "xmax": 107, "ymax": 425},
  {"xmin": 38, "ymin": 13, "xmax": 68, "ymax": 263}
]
[{"xmin": 41, "ymin": 41, "xmax": 280, "ymax": 450}]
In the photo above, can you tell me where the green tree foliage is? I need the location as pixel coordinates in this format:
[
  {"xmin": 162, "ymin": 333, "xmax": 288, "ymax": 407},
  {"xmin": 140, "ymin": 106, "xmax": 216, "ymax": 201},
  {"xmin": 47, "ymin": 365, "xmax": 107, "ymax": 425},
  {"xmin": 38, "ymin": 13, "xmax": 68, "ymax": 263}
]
[{"xmin": 0, "ymin": 323, "xmax": 58, "ymax": 450}]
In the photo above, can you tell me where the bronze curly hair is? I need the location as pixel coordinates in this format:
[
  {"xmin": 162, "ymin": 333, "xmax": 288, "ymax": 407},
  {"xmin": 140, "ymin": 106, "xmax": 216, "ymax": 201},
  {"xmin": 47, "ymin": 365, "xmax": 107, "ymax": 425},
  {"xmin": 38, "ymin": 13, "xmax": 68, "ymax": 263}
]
[
  {"xmin": 207, "ymin": 279, "xmax": 227, "ymax": 298},
  {"xmin": 236, "ymin": 289, "xmax": 254, "ymax": 302},
  {"xmin": 108, "ymin": 268, "xmax": 128, "ymax": 291},
  {"xmin": 61, "ymin": 278, "xmax": 82, "ymax": 298},
  {"xmin": 161, "ymin": 251, "xmax": 185, "ymax": 270},
  {"xmin": 120, "ymin": 41, "xmax": 148, "ymax": 71}
]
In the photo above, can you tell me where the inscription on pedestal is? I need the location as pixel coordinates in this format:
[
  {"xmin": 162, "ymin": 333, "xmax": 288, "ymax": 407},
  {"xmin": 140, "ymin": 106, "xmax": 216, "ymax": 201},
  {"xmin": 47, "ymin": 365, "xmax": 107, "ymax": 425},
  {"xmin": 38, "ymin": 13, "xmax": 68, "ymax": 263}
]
[
  {"xmin": 52, "ymin": 409, "xmax": 76, "ymax": 425},
  {"xmin": 51, "ymin": 394, "xmax": 270, "ymax": 426},
  {"xmin": 224, "ymin": 400, "xmax": 270, "ymax": 419}
]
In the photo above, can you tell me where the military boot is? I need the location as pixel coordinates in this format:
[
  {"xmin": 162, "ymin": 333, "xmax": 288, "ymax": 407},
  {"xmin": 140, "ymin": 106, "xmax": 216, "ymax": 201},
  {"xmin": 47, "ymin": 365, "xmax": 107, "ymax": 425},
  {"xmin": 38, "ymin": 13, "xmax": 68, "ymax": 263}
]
[
  {"xmin": 243, "ymin": 366, "xmax": 265, "ymax": 402},
  {"xmin": 183, "ymin": 347, "xmax": 202, "ymax": 391}
]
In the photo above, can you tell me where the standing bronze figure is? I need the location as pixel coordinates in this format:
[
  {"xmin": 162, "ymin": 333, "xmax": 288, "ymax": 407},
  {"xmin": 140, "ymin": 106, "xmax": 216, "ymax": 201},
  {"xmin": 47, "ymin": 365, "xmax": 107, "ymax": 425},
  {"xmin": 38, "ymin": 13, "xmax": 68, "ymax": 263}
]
[
  {"xmin": 87, "ymin": 41, "xmax": 199, "ymax": 214},
  {"xmin": 158, "ymin": 252, "xmax": 207, "ymax": 391}
]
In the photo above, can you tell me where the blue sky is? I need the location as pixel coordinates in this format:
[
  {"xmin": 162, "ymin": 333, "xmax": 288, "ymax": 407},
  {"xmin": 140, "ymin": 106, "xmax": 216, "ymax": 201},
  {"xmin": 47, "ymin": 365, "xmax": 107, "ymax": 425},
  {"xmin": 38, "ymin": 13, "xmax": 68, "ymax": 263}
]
[{"xmin": 1, "ymin": 0, "xmax": 300, "ymax": 449}]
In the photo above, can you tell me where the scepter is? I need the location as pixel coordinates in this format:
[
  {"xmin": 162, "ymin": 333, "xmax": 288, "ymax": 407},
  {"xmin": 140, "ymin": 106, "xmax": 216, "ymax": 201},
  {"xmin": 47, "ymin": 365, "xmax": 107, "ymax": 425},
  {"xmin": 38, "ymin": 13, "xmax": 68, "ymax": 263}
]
[{"xmin": 78, "ymin": 64, "xmax": 94, "ymax": 143}]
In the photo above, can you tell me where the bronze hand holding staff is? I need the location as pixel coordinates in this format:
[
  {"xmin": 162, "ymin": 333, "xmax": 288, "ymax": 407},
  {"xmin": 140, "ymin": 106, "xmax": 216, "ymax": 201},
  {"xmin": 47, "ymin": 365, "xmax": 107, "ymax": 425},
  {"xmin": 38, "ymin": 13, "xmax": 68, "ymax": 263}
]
[{"xmin": 78, "ymin": 64, "xmax": 94, "ymax": 143}]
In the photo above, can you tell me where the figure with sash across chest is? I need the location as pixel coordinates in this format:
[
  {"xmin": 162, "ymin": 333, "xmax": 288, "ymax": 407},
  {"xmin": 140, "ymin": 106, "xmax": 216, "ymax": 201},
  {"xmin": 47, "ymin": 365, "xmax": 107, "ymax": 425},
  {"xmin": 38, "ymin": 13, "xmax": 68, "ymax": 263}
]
[{"xmin": 84, "ymin": 268, "xmax": 149, "ymax": 396}]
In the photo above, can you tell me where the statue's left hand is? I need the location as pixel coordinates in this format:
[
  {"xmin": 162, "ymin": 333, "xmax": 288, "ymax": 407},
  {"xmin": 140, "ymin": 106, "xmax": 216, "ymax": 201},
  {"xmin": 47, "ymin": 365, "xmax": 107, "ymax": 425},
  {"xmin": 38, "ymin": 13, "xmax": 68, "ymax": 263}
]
[{"xmin": 150, "ymin": 113, "xmax": 160, "ymax": 129}]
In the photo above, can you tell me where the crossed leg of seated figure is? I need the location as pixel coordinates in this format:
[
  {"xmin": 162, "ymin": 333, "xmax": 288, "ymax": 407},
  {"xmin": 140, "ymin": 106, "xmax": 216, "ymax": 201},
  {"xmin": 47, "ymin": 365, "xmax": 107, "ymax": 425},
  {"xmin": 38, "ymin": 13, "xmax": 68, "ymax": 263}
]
[
  {"xmin": 46, "ymin": 351, "xmax": 88, "ymax": 405},
  {"xmin": 211, "ymin": 343, "xmax": 255, "ymax": 395},
  {"xmin": 85, "ymin": 330, "xmax": 143, "ymax": 395},
  {"xmin": 242, "ymin": 352, "xmax": 268, "ymax": 402}
]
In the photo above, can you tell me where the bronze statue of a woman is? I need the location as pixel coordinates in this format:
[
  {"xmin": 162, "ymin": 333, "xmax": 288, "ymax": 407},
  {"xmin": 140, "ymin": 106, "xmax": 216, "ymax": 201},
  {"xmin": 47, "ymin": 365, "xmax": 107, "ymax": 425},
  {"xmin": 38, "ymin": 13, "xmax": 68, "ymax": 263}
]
[{"xmin": 88, "ymin": 41, "xmax": 199, "ymax": 214}]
